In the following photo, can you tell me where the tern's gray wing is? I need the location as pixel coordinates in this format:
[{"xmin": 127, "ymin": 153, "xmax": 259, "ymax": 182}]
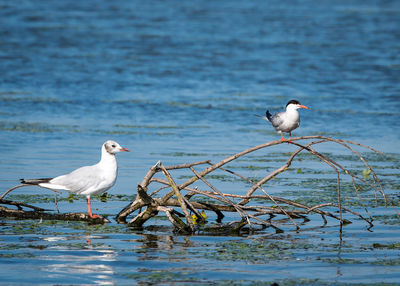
[{"xmin": 269, "ymin": 111, "xmax": 284, "ymax": 129}]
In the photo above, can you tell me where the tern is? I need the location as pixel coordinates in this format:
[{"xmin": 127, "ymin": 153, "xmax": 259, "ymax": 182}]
[
  {"xmin": 256, "ymin": 99, "xmax": 309, "ymax": 141},
  {"xmin": 20, "ymin": 140, "xmax": 129, "ymax": 218}
]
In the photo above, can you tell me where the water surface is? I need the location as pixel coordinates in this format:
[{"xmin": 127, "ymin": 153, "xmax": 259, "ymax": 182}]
[{"xmin": 0, "ymin": 0, "xmax": 399, "ymax": 284}]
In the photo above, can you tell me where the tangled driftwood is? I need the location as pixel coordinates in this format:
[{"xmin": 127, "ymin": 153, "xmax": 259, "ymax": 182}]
[
  {"xmin": 115, "ymin": 136, "xmax": 387, "ymax": 233},
  {"xmin": 0, "ymin": 136, "xmax": 390, "ymax": 232}
]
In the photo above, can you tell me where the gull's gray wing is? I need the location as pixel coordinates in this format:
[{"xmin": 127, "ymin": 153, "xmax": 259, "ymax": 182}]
[{"xmin": 50, "ymin": 165, "xmax": 105, "ymax": 194}]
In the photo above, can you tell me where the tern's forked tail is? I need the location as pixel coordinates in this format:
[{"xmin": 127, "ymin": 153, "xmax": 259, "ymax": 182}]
[{"xmin": 266, "ymin": 110, "xmax": 273, "ymax": 122}]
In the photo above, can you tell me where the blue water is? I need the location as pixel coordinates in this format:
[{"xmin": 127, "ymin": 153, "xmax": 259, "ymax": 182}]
[{"xmin": 1, "ymin": 0, "xmax": 399, "ymax": 284}]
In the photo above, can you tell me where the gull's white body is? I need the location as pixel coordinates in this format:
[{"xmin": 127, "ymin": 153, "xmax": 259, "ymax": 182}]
[
  {"xmin": 39, "ymin": 144, "xmax": 118, "ymax": 196},
  {"xmin": 21, "ymin": 140, "xmax": 129, "ymax": 218}
]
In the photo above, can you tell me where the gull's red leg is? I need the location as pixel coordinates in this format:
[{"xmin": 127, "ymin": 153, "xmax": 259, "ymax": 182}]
[{"xmin": 87, "ymin": 196, "xmax": 100, "ymax": 219}]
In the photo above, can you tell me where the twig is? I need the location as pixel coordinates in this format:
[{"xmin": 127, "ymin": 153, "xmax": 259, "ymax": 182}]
[
  {"xmin": 0, "ymin": 198, "xmax": 48, "ymax": 212},
  {"xmin": 189, "ymin": 166, "xmax": 249, "ymax": 223},
  {"xmin": 160, "ymin": 163, "xmax": 195, "ymax": 231}
]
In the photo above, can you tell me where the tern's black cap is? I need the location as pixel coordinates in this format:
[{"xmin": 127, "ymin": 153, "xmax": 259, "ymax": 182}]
[{"xmin": 286, "ymin": 99, "xmax": 301, "ymax": 107}]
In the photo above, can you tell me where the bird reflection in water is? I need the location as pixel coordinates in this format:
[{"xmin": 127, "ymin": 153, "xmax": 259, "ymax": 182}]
[{"xmin": 41, "ymin": 234, "xmax": 116, "ymax": 285}]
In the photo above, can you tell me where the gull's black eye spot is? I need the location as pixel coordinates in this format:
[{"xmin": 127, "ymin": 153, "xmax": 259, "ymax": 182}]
[{"xmin": 112, "ymin": 144, "xmax": 116, "ymax": 148}]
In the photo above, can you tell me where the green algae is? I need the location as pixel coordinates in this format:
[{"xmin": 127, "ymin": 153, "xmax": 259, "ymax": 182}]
[
  {"xmin": 0, "ymin": 252, "xmax": 36, "ymax": 259},
  {"xmin": 0, "ymin": 121, "xmax": 81, "ymax": 133},
  {"xmin": 372, "ymin": 242, "xmax": 400, "ymax": 249},
  {"xmin": 122, "ymin": 270, "xmax": 199, "ymax": 284},
  {"xmin": 114, "ymin": 124, "xmax": 210, "ymax": 130},
  {"xmin": 207, "ymin": 240, "xmax": 303, "ymax": 263}
]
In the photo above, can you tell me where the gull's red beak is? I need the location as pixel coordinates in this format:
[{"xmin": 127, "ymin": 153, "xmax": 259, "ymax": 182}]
[
  {"xmin": 120, "ymin": 147, "xmax": 130, "ymax": 152},
  {"xmin": 299, "ymin": 105, "xmax": 309, "ymax": 109}
]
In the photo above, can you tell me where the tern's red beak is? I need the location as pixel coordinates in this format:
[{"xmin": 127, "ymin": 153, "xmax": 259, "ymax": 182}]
[
  {"xmin": 120, "ymin": 147, "xmax": 130, "ymax": 152},
  {"xmin": 299, "ymin": 105, "xmax": 309, "ymax": 109}
]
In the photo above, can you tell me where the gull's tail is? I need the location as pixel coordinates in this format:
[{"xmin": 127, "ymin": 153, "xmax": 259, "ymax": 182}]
[{"xmin": 20, "ymin": 178, "xmax": 53, "ymax": 185}]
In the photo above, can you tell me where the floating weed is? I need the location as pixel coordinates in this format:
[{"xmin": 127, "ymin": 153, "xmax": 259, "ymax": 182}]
[
  {"xmin": 0, "ymin": 121, "xmax": 57, "ymax": 133},
  {"xmin": 0, "ymin": 243, "xmax": 47, "ymax": 251},
  {"xmin": 167, "ymin": 101, "xmax": 213, "ymax": 109},
  {"xmin": 170, "ymin": 152, "xmax": 208, "ymax": 157},
  {"xmin": 151, "ymin": 151, "xmax": 209, "ymax": 157},
  {"xmin": 191, "ymin": 197, "xmax": 221, "ymax": 205},
  {"xmin": 312, "ymin": 131, "xmax": 351, "ymax": 138},
  {"xmin": 0, "ymin": 121, "xmax": 79, "ymax": 133},
  {"xmin": 2, "ymin": 221, "xmax": 61, "ymax": 236},
  {"xmin": 66, "ymin": 193, "xmax": 78, "ymax": 203},
  {"xmin": 97, "ymin": 129, "xmax": 138, "ymax": 135},
  {"xmin": 362, "ymin": 168, "xmax": 372, "ymax": 179},
  {"xmin": 381, "ymin": 179, "xmax": 400, "ymax": 191},
  {"xmin": 268, "ymin": 278, "xmax": 327, "ymax": 286},
  {"xmin": 204, "ymin": 174, "xmax": 236, "ymax": 182},
  {"xmin": 373, "ymin": 214, "xmax": 400, "ymax": 225},
  {"xmin": 121, "ymin": 270, "xmax": 198, "ymax": 283},
  {"xmin": 372, "ymin": 259, "xmax": 400, "ymax": 266},
  {"xmin": 91, "ymin": 193, "xmax": 136, "ymax": 202},
  {"xmin": 321, "ymin": 257, "xmax": 364, "ymax": 264},
  {"xmin": 207, "ymin": 240, "xmax": 295, "ymax": 263},
  {"xmin": 11, "ymin": 193, "xmax": 137, "ymax": 203},
  {"xmin": 78, "ymin": 223, "xmax": 130, "ymax": 234},
  {"xmin": 97, "ymin": 129, "xmax": 178, "ymax": 136},
  {"xmin": 237, "ymin": 153, "xmax": 293, "ymax": 163},
  {"xmin": 166, "ymin": 101, "xmax": 250, "ymax": 111},
  {"xmin": 0, "ymin": 90, "xmax": 30, "ymax": 96},
  {"xmin": 115, "ymin": 124, "xmax": 181, "ymax": 129},
  {"xmin": 99, "ymin": 192, "xmax": 109, "ymax": 202},
  {"xmin": 177, "ymin": 173, "xmax": 254, "ymax": 184},
  {"xmin": 228, "ymin": 164, "xmax": 275, "ymax": 172},
  {"xmin": 363, "ymin": 152, "xmax": 400, "ymax": 163},
  {"xmin": 0, "ymin": 252, "xmax": 36, "ymax": 259},
  {"xmin": 114, "ymin": 124, "xmax": 210, "ymax": 130},
  {"xmin": 0, "ymin": 96, "xmax": 67, "ymax": 103},
  {"xmin": 52, "ymin": 241, "xmax": 107, "ymax": 250},
  {"xmin": 7, "ymin": 194, "xmax": 54, "ymax": 204},
  {"xmin": 372, "ymin": 242, "xmax": 400, "ymax": 249}
]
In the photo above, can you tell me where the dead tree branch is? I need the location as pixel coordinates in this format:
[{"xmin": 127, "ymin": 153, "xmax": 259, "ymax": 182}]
[{"xmin": 117, "ymin": 136, "xmax": 387, "ymax": 233}]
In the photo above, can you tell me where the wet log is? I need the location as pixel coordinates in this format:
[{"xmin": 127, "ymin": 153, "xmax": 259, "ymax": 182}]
[
  {"xmin": 0, "ymin": 193, "xmax": 109, "ymax": 224},
  {"xmin": 0, "ymin": 205, "xmax": 109, "ymax": 223}
]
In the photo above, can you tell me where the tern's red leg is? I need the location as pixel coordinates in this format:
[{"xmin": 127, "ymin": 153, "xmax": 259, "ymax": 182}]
[
  {"xmin": 288, "ymin": 132, "xmax": 293, "ymax": 143},
  {"xmin": 289, "ymin": 132, "xmax": 291, "ymax": 140},
  {"xmin": 87, "ymin": 196, "xmax": 100, "ymax": 219},
  {"xmin": 280, "ymin": 131, "xmax": 287, "ymax": 141}
]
